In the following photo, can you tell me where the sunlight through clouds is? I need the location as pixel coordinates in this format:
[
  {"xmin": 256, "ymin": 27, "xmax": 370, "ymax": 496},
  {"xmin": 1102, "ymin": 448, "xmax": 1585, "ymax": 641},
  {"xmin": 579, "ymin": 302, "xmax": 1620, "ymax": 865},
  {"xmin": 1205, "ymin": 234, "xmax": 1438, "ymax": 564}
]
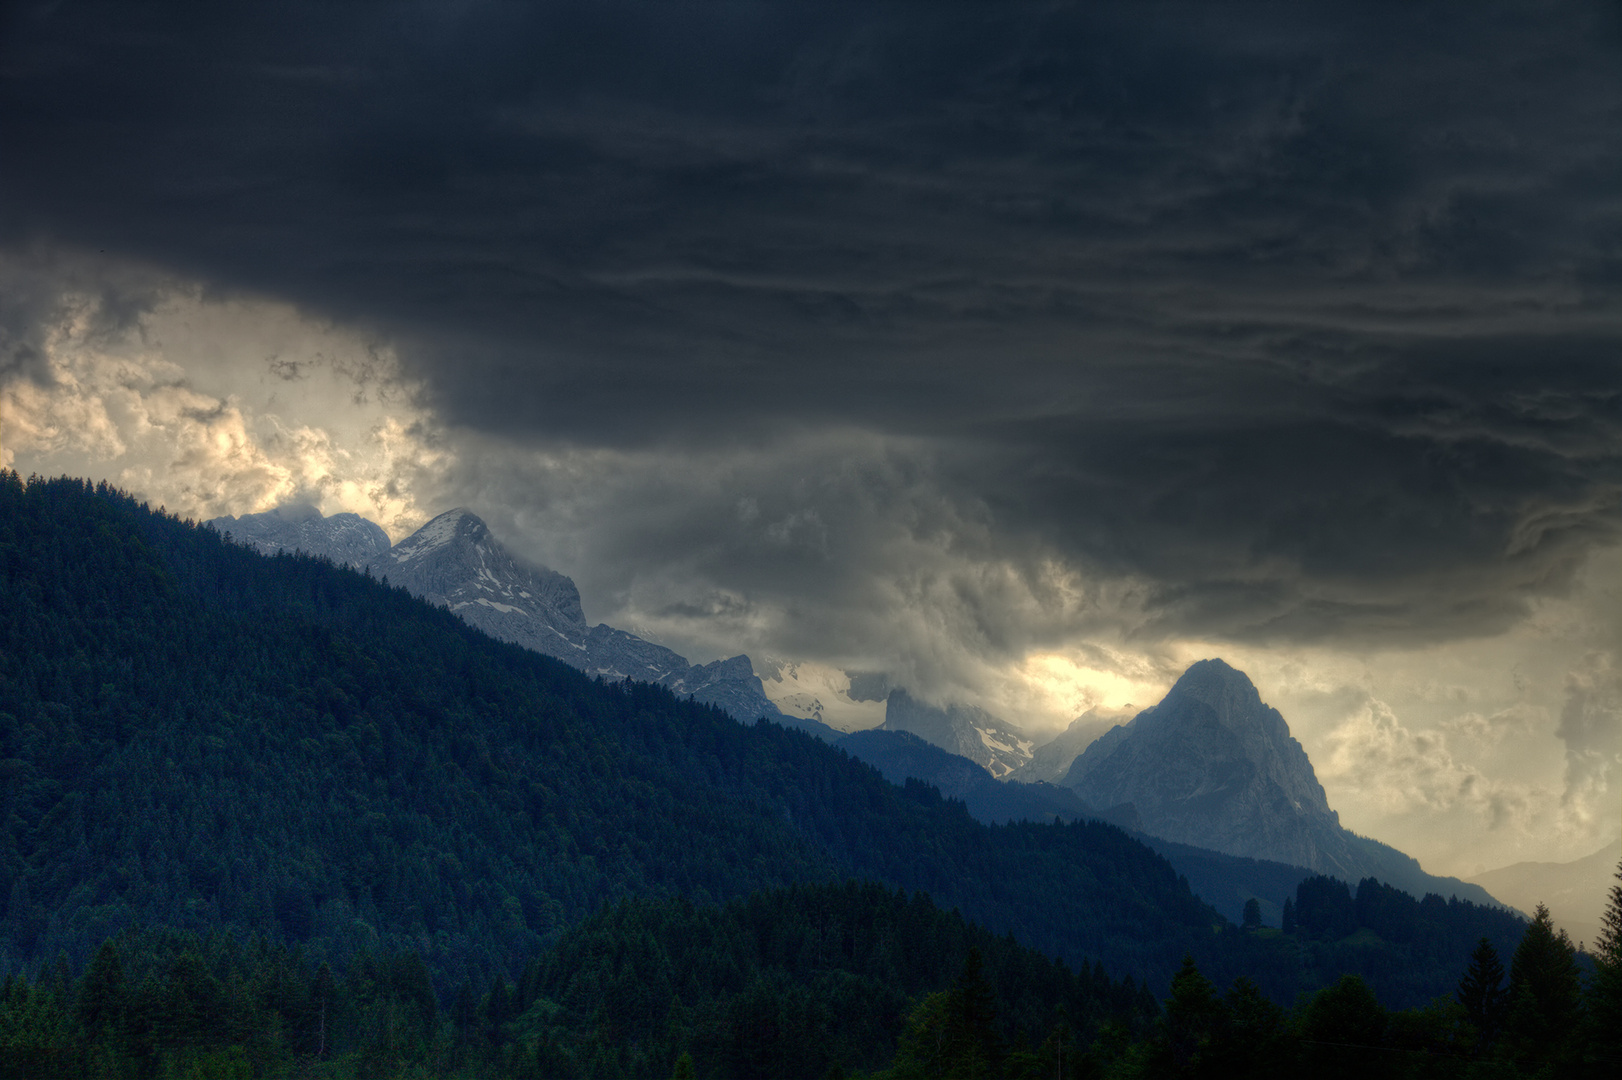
[{"xmin": 1, "ymin": 259, "xmax": 444, "ymax": 537}]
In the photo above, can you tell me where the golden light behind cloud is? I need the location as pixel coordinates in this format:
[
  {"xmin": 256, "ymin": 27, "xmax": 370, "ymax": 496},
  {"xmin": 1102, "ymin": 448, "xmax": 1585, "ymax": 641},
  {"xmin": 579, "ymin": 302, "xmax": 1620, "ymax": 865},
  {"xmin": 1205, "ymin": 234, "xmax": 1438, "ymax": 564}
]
[{"xmin": 2, "ymin": 269, "xmax": 442, "ymax": 539}]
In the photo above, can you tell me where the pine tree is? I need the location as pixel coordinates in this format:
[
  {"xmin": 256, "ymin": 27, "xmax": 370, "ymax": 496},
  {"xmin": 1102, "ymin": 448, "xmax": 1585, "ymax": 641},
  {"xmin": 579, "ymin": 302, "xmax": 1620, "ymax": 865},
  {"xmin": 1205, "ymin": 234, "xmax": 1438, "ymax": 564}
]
[
  {"xmin": 75, "ymin": 940, "xmax": 128, "ymax": 1038},
  {"xmin": 1300, "ymin": 974, "xmax": 1386, "ymax": 1080},
  {"xmin": 1580, "ymin": 859, "xmax": 1622, "ymax": 1078},
  {"xmin": 1455, "ymin": 936, "xmax": 1506, "ymax": 1048},
  {"xmin": 1503, "ymin": 903, "xmax": 1581, "ymax": 1072},
  {"xmin": 1594, "ymin": 857, "xmax": 1622, "ymax": 973},
  {"xmin": 943, "ymin": 946, "xmax": 1002, "ymax": 1080},
  {"xmin": 1150, "ymin": 954, "xmax": 1227, "ymax": 1078}
]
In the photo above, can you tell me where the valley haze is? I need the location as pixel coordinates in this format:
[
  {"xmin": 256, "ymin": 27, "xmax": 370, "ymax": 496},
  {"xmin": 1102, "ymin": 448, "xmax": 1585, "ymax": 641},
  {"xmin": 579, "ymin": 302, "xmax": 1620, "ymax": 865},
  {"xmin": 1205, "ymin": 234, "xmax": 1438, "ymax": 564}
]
[{"xmin": 2, "ymin": 0, "xmax": 1619, "ymax": 890}]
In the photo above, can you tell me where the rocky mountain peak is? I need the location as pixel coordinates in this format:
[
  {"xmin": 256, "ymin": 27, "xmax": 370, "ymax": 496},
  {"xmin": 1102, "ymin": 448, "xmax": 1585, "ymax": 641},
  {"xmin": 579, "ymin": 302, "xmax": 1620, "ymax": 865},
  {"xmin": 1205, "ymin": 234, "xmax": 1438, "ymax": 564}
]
[
  {"xmin": 1063, "ymin": 659, "xmax": 1337, "ymax": 869},
  {"xmin": 208, "ymin": 504, "xmax": 390, "ymax": 570},
  {"xmin": 881, "ymin": 689, "xmax": 1032, "ymax": 778},
  {"xmin": 1138, "ymin": 658, "xmax": 1307, "ymax": 791},
  {"xmin": 1163, "ymin": 658, "xmax": 1264, "ymax": 723},
  {"xmin": 386, "ymin": 509, "xmax": 586, "ymax": 627},
  {"xmin": 388, "ymin": 507, "xmax": 485, "ymax": 560},
  {"xmin": 213, "ymin": 500, "xmax": 834, "ymax": 741},
  {"xmin": 1058, "ymin": 659, "xmax": 1502, "ymax": 905}
]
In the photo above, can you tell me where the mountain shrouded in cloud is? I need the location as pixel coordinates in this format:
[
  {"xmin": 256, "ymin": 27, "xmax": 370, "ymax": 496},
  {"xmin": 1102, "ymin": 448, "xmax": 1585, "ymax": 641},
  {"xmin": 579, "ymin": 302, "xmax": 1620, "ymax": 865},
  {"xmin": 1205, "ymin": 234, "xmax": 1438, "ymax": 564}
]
[
  {"xmin": 1060, "ymin": 658, "xmax": 1499, "ymax": 907},
  {"xmin": 2, "ymin": 1, "xmax": 1619, "ymax": 872},
  {"xmin": 208, "ymin": 502, "xmax": 822, "ymax": 736}
]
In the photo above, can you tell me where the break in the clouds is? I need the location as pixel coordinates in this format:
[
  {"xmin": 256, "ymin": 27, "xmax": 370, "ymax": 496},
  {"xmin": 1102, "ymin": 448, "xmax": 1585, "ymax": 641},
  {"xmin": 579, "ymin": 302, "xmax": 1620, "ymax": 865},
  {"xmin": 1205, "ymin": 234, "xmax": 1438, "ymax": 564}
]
[
  {"xmin": 0, "ymin": 250, "xmax": 443, "ymax": 534},
  {"xmin": 2, "ymin": 2, "xmax": 1620, "ymax": 870}
]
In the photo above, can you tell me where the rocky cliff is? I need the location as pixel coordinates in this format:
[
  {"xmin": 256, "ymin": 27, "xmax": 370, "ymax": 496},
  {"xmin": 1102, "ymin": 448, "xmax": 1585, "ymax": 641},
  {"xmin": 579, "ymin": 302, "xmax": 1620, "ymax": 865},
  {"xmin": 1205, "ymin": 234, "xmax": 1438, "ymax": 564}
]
[
  {"xmin": 213, "ymin": 504, "xmax": 832, "ymax": 738},
  {"xmin": 1063, "ymin": 658, "xmax": 1505, "ymax": 906},
  {"xmin": 879, "ymin": 689, "xmax": 1032, "ymax": 777}
]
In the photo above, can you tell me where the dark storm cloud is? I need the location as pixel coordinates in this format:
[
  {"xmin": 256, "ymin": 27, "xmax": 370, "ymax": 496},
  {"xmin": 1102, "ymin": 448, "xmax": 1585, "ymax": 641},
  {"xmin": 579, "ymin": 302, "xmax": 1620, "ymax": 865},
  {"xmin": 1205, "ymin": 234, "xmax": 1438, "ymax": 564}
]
[{"xmin": 5, "ymin": 0, "xmax": 1622, "ymax": 645}]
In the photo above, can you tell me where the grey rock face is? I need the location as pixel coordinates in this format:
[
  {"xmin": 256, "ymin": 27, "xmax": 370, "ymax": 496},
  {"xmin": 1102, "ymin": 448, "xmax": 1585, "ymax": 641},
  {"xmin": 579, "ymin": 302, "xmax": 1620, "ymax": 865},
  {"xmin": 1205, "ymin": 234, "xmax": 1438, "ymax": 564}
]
[
  {"xmin": 209, "ymin": 504, "xmax": 391, "ymax": 569},
  {"xmin": 384, "ymin": 509, "xmax": 588, "ymax": 639},
  {"xmin": 380, "ymin": 510, "xmax": 833, "ymax": 738},
  {"xmin": 880, "ymin": 689, "xmax": 1032, "ymax": 777},
  {"xmin": 1015, "ymin": 710, "xmax": 1112, "ymax": 783},
  {"xmin": 1063, "ymin": 659, "xmax": 1361, "ymax": 873},
  {"xmin": 1061, "ymin": 659, "xmax": 1507, "ymax": 905},
  {"xmin": 213, "ymin": 503, "xmax": 832, "ymax": 738}
]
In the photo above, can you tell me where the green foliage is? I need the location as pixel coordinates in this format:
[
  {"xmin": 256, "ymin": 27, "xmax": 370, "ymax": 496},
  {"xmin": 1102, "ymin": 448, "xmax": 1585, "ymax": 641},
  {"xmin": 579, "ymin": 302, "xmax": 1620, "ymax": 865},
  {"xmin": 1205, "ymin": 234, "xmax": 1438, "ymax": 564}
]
[
  {"xmin": 0, "ymin": 473, "xmax": 1234, "ymax": 996},
  {"xmin": 513, "ymin": 882, "xmax": 1150, "ymax": 1078},
  {"xmin": 1501, "ymin": 903, "xmax": 1581, "ymax": 1074},
  {"xmin": 1578, "ymin": 859, "xmax": 1622, "ymax": 1078},
  {"xmin": 0, "ymin": 885, "xmax": 1150, "ymax": 1079},
  {"xmin": 1278, "ymin": 875, "xmax": 1527, "ymax": 1009},
  {"xmin": 1295, "ymin": 876, "xmax": 1357, "ymax": 939},
  {"xmin": 3, "ymin": 472, "xmax": 1606, "ymax": 1079},
  {"xmin": 1300, "ymin": 974, "xmax": 1387, "ymax": 1079},
  {"xmin": 1456, "ymin": 937, "xmax": 1506, "ymax": 1047}
]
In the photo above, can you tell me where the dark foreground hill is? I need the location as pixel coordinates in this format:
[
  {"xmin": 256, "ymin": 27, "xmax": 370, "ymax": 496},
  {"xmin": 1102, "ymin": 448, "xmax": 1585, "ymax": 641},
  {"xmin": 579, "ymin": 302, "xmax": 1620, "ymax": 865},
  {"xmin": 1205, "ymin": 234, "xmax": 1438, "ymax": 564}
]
[
  {"xmin": 0, "ymin": 474, "xmax": 1526, "ymax": 1015},
  {"xmin": 0, "ymin": 474, "xmax": 1220, "ymax": 991}
]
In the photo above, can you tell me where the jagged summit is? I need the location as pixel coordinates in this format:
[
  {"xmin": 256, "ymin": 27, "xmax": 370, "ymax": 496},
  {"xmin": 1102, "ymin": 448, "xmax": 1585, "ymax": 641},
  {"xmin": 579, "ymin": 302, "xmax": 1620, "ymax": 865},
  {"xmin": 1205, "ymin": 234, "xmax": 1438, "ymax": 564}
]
[
  {"xmin": 880, "ymin": 689, "xmax": 1032, "ymax": 777},
  {"xmin": 388, "ymin": 507, "xmax": 476, "ymax": 561},
  {"xmin": 381, "ymin": 509, "xmax": 817, "ymax": 729},
  {"xmin": 214, "ymin": 501, "xmax": 832, "ymax": 738},
  {"xmin": 1062, "ymin": 659, "xmax": 1502, "ymax": 906},
  {"xmin": 385, "ymin": 508, "xmax": 587, "ymax": 628},
  {"xmin": 209, "ymin": 504, "xmax": 391, "ymax": 569}
]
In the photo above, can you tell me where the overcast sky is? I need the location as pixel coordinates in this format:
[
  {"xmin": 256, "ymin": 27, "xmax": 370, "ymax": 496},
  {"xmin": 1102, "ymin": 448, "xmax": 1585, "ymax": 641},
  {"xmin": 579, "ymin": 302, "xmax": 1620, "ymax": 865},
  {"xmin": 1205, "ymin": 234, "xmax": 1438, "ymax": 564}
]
[{"xmin": 3, "ymin": 1, "xmax": 1619, "ymax": 877}]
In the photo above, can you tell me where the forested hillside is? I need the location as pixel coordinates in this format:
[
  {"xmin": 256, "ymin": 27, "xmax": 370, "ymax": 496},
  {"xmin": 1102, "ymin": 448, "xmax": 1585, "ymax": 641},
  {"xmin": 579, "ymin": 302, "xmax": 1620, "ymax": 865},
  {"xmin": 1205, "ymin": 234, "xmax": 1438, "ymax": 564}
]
[
  {"xmin": 3, "ymin": 879, "xmax": 1616, "ymax": 1078},
  {"xmin": 0, "ymin": 473, "xmax": 1220, "ymax": 992},
  {"xmin": 0, "ymin": 473, "xmax": 1546, "ymax": 1028},
  {"xmin": 0, "ymin": 881, "xmax": 1158, "ymax": 1078}
]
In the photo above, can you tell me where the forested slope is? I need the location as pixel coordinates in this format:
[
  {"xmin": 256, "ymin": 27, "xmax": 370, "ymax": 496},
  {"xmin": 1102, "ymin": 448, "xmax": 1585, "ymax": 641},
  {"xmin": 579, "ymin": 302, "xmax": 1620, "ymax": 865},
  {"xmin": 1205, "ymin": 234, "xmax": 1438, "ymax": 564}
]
[
  {"xmin": 0, "ymin": 474, "xmax": 1219, "ymax": 992},
  {"xmin": 0, "ymin": 881, "xmax": 1159, "ymax": 1078},
  {"xmin": 0, "ymin": 474, "xmax": 1531, "ymax": 1016}
]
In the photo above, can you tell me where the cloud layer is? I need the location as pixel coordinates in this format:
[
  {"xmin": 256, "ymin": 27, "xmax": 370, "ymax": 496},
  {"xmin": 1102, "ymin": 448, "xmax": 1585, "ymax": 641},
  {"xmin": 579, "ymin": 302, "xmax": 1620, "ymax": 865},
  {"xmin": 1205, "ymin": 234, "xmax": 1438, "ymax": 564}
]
[
  {"xmin": 3, "ymin": 2, "xmax": 1619, "ymax": 866},
  {"xmin": 7, "ymin": 2, "xmax": 1621, "ymax": 650}
]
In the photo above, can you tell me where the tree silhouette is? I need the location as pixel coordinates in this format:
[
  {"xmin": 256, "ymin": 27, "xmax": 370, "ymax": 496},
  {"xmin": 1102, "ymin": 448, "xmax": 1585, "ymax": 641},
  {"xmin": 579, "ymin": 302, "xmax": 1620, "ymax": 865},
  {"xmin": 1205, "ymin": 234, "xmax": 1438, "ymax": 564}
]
[
  {"xmin": 1455, "ymin": 936, "xmax": 1506, "ymax": 1047},
  {"xmin": 1503, "ymin": 903, "xmax": 1581, "ymax": 1072},
  {"xmin": 1581, "ymin": 859, "xmax": 1622, "ymax": 1077}
]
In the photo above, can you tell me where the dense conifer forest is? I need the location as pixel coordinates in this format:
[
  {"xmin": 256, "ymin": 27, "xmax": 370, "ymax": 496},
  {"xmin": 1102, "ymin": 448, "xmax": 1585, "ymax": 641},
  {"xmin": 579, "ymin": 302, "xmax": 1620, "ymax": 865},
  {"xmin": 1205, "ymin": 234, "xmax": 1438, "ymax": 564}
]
[
  {"xmin": 3, "ymin": 472, "xmax": 1617, "ymax": 1076},
  {"xmin": 3, "ymin": 876, "xmax": 1619, "ymax": 1077}
]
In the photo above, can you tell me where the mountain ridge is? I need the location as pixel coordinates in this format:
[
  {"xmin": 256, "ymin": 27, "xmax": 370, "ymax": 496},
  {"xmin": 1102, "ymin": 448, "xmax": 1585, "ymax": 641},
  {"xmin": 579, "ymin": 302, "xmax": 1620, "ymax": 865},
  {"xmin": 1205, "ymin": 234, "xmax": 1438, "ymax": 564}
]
[
  {"xmin": 1062, "ymin": 658, "xmax": 1506, "ymax": 909},
  {"xmin": 1, "ymin": 473, "xmax": 1532, "ymax": 1015},
  {"xmin": 879, "ymin": 688, "xmax": 1032, "ymax": 777},
  {"xmin": 209, "ymin": 503, "xmax": 833, "ymax": 739},
  {"xmin": 1467, "ymin": 836, "xmax": 1621, "ymax": 948}
]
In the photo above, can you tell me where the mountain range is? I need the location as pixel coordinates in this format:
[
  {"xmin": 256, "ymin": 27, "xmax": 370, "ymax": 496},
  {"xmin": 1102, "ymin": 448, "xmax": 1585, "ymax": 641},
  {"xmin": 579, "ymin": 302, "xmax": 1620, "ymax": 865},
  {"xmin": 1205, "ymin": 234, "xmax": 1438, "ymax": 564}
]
[
  {"xmin": 1468, "ymin": 837, "xmax": 1622, "ymax": 950},
  {"xmin": 1, "ymin": 473, "xmax": 1539, "ymax": 1025},
  {"xmin": 210, "ymin": 504, "xmax": 834, "ymax": 740},
  {"xmin": 1016, "ymin": 710, "xmax": 1115, "ymax": 783},
  {"xmin": 837, "ymin": 728, "xmax": 1116, "ymax": 828},
  {"xmin": 214, "ymin": 503, "xmax": 1508, "ymax": 916},
  {"xmin": 877, "ymin": 689, "xmax": 1034, "ymax": 777}
]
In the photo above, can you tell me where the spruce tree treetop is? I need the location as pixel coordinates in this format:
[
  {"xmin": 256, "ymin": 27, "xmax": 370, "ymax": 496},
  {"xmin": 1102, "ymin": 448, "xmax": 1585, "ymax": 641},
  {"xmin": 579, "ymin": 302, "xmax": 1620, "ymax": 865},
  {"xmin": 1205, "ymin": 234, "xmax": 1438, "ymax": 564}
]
[
  {"xmin": 1455, "ymin": 936, "xmax": 1506, "ymax": 1046},
  {"xmin": 1595, "ymin": 857, "xmax": 1622, "ymax": 973},
  {"xmin": 1503, "ymin": 902, "xmax": 1582, "ymax": 1073},
  {"xmin": 1581, "ymin": 858, "xmax": 1622, "ymax": 1076}
]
